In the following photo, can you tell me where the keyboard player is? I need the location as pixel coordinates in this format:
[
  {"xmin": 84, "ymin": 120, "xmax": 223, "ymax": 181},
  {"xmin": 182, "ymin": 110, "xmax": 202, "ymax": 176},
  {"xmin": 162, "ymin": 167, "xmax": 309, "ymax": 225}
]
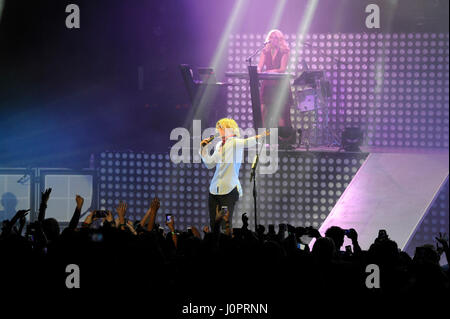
[{"xmin": 257, "ymin": 29, "xmax": 294, "ymax": 131}]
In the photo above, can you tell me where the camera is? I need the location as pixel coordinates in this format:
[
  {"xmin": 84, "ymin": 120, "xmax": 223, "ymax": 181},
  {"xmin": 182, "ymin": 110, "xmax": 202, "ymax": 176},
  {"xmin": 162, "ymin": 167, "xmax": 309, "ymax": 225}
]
[
  {"xmin": 221, "ymin": 206, "xmax": 228, "ymax": 216},
  {"xmin": 26, "ymin": 223, "xmax": 38, "ymax": 242},
  {"xmin": 165, "ymin": 214, "xmax": 172, "ymax": 222},
  {"xmin": 93, "ymin": 210, "xmax": 108, "ymax": 219}
]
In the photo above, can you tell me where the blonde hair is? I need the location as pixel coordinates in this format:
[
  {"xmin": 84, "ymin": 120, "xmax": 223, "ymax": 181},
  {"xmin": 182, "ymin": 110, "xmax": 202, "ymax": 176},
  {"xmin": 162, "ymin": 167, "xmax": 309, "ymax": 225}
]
[
  {"xmin": 216, "ymin": 118, "xmax": 240, "ymax": 137},
  {"xmin": 264, "ymin": 29, "xmax": 289, "ymax": 52}
]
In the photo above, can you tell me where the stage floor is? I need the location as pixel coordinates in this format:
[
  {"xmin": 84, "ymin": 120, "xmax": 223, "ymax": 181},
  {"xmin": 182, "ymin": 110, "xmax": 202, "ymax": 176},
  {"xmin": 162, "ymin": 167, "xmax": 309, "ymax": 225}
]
[{"xmin": 291, "ymin": 145, "xmax": 449, "ymax": 155}]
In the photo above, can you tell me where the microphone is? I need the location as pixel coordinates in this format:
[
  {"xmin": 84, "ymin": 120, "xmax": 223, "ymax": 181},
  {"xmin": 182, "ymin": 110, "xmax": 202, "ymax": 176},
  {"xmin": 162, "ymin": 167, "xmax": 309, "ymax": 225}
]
[
  {"xmin": 263, "ymin": 40, "xmax": 270, "ymax": 45},
  {"xmin": 201, "ymin": 134, "xmax": 219, "ymax": 147}
]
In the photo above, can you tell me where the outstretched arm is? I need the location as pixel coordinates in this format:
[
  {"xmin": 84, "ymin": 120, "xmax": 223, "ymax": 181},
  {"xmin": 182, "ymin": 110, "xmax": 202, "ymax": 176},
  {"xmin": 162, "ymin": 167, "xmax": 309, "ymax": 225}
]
[
  {"xmin": 146, "ymin": 197, "xmax": 160, "ymax": 232},
  {"xmin": 235, "ymin": 130, "xmax": 270, "ymax": 148},
  {"xmin": 166, "ymin": 216, "xmax": 177, "ymax": 248},
  {"xmin": 212, "ymin": 205, "xmax": 223, "ymax": 233},
  {"xmin": 17, "ymin": 212, "xmax": 28, "ymax": 235},
  {"xmin": 223, "ymin": 210, "xmax": 232, "ymax": 236},
  {"xmin": 68, "ymin": 195, "xmax": 84, "ymax": 231},
  {"xmin": 116, "ymin": 202, "xmax": 128, "ymax": 231},
  {"xmin": 38, "ymin": 188, "xmax": 52, "ymax": 222},
  {"xmin": 1, "ymin": 209, "xmax": 29, "ymax": 237}
]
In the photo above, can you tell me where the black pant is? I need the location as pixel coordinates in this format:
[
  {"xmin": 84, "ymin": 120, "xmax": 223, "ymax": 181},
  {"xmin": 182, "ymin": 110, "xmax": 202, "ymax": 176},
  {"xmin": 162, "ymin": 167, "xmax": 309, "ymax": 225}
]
[{"xmin": 208, "ymin": 187, "xmax": 239, "ymax": 230}]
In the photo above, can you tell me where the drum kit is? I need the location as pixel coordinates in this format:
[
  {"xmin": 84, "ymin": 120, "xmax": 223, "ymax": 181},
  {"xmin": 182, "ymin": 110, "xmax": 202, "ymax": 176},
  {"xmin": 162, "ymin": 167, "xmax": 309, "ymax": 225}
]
[
  {"xmin": 224, "ymin": 65, "xmax": 341, "ymax": 149},
  {"xmin": 293, "ymin": 69, "xmax": 339, "ymax": 148}
]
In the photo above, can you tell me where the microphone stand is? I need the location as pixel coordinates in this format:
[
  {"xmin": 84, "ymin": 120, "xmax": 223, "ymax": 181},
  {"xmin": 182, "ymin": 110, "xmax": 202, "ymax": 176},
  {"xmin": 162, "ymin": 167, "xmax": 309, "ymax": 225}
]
[
  {"xmin": 245, "ymin": 42, "xmax": 268, "ymax": 66},
  {"xmin": 250, "ymin": 133, "xmax": 266, "ymax": 231}
]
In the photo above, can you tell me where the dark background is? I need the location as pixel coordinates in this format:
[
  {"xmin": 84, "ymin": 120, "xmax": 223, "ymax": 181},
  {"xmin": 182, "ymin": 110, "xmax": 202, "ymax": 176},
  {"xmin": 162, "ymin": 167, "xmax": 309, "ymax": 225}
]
[{"xmin": 0, "ymin": 0, "xmax": 448, "ymax": 168}]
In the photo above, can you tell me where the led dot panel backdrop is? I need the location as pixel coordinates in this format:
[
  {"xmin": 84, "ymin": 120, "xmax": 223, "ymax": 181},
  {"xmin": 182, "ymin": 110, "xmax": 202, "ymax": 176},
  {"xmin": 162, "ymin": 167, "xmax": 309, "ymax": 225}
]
[
  {"xmin": 405, "ymin": 179, "xmax": 449, "ymax": 258},
  {"xmin": 97, "ymin": 150, "xmax": 368, "ymax": 230},
  {"xmin": 226, "ymin": 33, "xmax": 449, "ymax": 148}
]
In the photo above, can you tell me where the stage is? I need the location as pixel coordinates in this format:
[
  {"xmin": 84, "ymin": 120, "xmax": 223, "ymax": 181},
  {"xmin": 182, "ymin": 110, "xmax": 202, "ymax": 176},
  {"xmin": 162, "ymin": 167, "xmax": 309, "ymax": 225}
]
[{"xmin": 0, "ymin": 0, "xmax": 449, "ymax": 301}]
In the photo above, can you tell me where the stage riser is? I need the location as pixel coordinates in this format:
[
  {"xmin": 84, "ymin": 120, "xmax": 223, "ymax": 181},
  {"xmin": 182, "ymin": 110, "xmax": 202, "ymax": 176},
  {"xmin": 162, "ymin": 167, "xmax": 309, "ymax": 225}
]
[{"xmin": 316, "ymin": 152, "xmax": 449, "ymax": 255}]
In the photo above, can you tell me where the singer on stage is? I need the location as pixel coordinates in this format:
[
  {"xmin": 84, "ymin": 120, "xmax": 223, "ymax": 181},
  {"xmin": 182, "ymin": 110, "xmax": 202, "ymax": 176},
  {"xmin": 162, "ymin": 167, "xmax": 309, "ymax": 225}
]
[
  {"xmin": 199, "ymin": 118, "xmax": 266, "ymax": 229},
  {"xmin": 257, "ymin": 29, "xmax": 294, "ymax": 130}
]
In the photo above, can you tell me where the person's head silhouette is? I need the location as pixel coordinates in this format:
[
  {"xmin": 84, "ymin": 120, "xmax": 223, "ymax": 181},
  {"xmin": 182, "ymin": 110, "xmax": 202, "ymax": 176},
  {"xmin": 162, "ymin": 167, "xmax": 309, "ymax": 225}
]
[{"xmin": 0, "ymin": 192, "xmax": 18, "ymax": 222}]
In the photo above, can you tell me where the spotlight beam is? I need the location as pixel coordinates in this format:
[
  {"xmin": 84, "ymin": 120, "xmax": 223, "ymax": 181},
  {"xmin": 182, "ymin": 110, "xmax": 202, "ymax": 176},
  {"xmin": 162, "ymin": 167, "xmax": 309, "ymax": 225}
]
[
  {"xmin": 211, "ymin": 0, "xmax": 246, "ymax": 72},
  {"xmin": 268, "ymin": 0, "xmax": 319, "ymax": 132},
  {"xmin": 186, "ymin": 0, "xmax": 246, "ymax": 132},
  {"xmin": 292, "ymin": 0, "xmax": 319, "ymax": 65},
  {"xmin": 268, "ymin": 0, "xmax": 287, "ymax": 31}
]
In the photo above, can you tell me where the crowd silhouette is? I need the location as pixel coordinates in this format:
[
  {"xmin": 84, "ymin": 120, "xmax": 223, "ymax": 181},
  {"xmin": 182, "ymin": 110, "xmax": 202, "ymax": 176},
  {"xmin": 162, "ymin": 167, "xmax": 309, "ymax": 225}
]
[{"xmin": 0, "ymin": 188, "xmax": 448, "ymax": 309}]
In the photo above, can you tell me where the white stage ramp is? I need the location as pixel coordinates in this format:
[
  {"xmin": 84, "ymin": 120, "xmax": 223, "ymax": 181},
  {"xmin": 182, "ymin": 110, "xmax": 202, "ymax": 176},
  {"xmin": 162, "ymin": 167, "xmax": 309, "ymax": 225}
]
[{"xmin": 315, "ymin": 151, "xmax": 449, "ymax": 251}]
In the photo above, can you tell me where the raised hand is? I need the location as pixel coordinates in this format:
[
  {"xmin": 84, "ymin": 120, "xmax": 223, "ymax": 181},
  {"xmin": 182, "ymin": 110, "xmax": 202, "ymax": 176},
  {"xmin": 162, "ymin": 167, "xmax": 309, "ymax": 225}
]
[
  {"xmin": 41, "ymin": 188, "xmax": 52, "ymax": 205},
  {"xmin": 241, "ymin": 213, "xmax": 249, "ymax": 230},
  {"xmin": 145, "ymin": 197, "xmax": 160, "ymax": 232},
  {"xmin": 190, "ymin": 226, "xmax": 201, "ymax": 239},
  {"xmin": 116, "ymin": 202, "xmax": 128, "ymax": 220},
  {"xmin": 105, "ymin": 210, "xmax": 114, "ymax": 223},
  {"xmin": 15, "ymin": 209, "xmax": 30, "ymax": 220},
  {"xmin": 150, "ymin": 197, "xmax": 160, "ymax": 212},
  {"xmin": 10, "ymin": 209, "xmax": 30, "ymax": 225},
  {"xmin": 166, "ymin": 216, "xmax": 177, "ymax": 248},
  {"xmin": 75, "ymin": 195, "xmax": 84, "ymax": 210},
  {"xmin": 38, "ymin": 188, "xmax": 52, "ymax": 222},
  {"xmin": 2, "ymin": 209, "xmax": 30, "ymax": 235},
  {"xmin": 166, "ymin": 215, "xmax": 175, "ymax": 232},
  {"xmin": 215, "ymin": 205, "xmax": 222, "ymax": 223},
  {"xmin": 223, "ymin": 210, "xmax": 230, "ymax": 224},
  {"xmin": 68, "ymin": 198, "xmax": 84, "ymax": 231},
  {"xmin": 223, "ymin": 210, "xmax": 232, "ymax": 236},
  {"xmin": 255, "ymin": 130, "xmax": 271, "ymax": 140}
]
